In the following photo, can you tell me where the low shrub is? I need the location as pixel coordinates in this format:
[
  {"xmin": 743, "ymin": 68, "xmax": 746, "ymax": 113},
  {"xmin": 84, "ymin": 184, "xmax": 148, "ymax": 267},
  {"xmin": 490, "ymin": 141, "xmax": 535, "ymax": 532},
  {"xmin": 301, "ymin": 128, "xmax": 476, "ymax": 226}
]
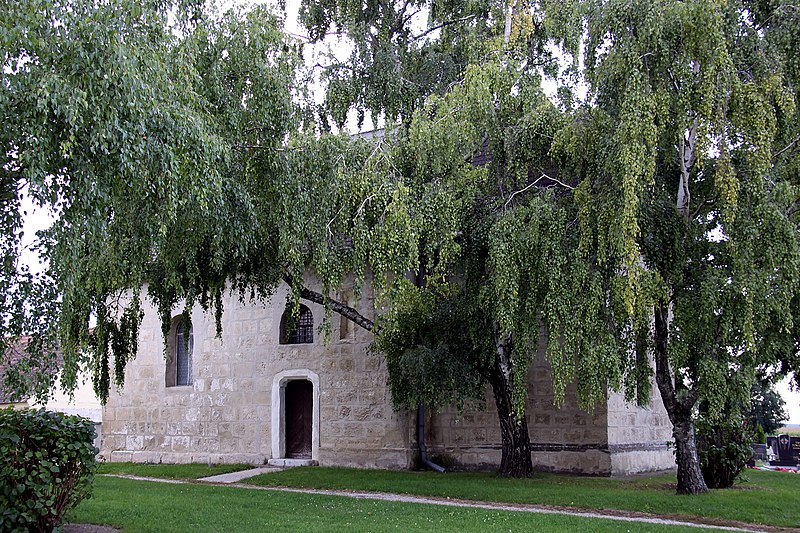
[
  {"xmin": 696, "ymin": 417, "xmax": 753, "ymax": 489},
  {"xmin": 0, "ymin": 408, "xmax": 98, "ymax": 533},
  {"xmin": 753, "ymin": 423, "xmax": 766, "ymax": 445}
]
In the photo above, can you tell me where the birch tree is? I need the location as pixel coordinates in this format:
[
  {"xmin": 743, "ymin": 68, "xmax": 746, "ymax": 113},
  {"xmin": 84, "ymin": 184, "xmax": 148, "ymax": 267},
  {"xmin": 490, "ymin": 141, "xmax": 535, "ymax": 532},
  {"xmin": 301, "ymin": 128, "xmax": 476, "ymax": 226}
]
[
  {"xmin": 4, "ymin": 0, "xmax": 799, "ymax": 490},
  {"xmin": 561, "ymin": 0, "xmax": 800, "ymax": 493},
  {"xmin": 0, "ymin": 0, "xmax": 301, "ymax": 400}
]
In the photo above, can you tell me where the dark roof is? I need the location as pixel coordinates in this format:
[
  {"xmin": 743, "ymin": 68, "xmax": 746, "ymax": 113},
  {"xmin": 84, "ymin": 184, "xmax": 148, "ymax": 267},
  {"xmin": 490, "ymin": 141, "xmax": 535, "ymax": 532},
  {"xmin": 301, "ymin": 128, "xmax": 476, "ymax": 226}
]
[
  {"xmin": 0, "ymin": 337, "xmax": 31, "ymax": 403},
  {"xmin": 355, "ymin": 128, "xmax": 386, "ymax": 141},
  {"xmin": 0, "ymin": 336, "xmax": 61, "ymax": 404}
]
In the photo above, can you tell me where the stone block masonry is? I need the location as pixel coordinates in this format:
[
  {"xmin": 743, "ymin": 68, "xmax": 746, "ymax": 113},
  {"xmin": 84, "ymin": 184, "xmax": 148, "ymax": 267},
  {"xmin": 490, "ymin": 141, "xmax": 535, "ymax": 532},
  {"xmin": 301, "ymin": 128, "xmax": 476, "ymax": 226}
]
[
  {"xmin": 426, "ymin": 349, "xmax": 674, "ymax": 475},
  {"xmin": 102, "ymin": 276, "xmax": 675, "ymax": 475},
  {"xmin": 102, "ymin": 277, "xmax": 415, "ymax": 468}
]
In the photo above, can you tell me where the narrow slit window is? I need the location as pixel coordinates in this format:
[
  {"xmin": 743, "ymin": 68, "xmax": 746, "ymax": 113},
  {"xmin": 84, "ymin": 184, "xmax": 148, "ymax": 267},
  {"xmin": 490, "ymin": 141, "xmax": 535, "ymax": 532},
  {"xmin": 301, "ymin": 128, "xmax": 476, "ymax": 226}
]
[{"xmin": 175, "ymin": 320, "xmax": 193, "ymax": 386}]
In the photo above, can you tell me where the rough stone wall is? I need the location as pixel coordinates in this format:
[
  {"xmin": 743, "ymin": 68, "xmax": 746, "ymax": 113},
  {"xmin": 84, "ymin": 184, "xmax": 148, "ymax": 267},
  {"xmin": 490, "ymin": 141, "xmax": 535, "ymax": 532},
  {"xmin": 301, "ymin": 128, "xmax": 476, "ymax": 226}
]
[
  {"xmin": 426, "ymin": 350, "xmax": 675, "ymax": 475},
  {"xmin": 426, "ymin": 351, "xmax": 611, "ymax": 474},
  {"xmin": 317, "ymin": 317, "xmax": 414, "ymax": 468},
  {"xmin": 606, "ymin": 387, "xmax": 675, "ymax": 476},
  {"xmin": 102, "ymin": 276, "xmax": 674, "ymax": 475},
  {"xmin": 101, "ymin": 278, "xmax": 414, "ymax": 468}
]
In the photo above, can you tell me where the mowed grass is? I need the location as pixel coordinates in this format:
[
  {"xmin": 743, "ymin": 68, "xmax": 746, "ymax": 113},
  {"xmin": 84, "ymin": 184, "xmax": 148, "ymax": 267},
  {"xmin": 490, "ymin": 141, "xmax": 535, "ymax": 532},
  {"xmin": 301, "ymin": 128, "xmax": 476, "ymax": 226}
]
[
  {"xmin": 96, "ymin": 463, "xmax": 800, "ymax": 528},
  {"xmin": 244, "ymin": 467, "xmax": 800, "ymax": 529},
  {"xmin": 72, "ymin": 476, "xmax": 717, "ymax": 532},
  {"xmin": 97, "ymin": 461, "xmax": 251, "ymax": 479}
]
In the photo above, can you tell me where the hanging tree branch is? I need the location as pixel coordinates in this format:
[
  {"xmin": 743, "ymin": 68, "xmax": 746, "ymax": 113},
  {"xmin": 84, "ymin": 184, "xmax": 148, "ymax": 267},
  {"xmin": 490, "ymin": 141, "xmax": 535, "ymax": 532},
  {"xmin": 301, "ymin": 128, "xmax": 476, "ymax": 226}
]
[
  {"xmin": 410, "ymin": 15, "xmax": 477, "ymax": 43},
  {"xmin": 773, "ymin": 133, "xmax": 800, "ymax": 162},
  {"xmin": 282, "ymin": 273, "xmax": 376, "ymax": 332}
]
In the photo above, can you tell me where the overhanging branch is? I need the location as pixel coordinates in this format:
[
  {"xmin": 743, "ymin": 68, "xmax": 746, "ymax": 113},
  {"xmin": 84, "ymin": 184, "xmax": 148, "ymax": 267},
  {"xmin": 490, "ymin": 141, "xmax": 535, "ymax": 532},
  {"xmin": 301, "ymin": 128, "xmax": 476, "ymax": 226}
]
[
  {"xmin": 773, "ymin": 133, "xmax": 800, "ymax": 162},
  {"xmin": 410, "ymin": 15, "xmax": 477, "ymax": 43},
  {"xmin": 282, "ymin": 273, "xmax": 376, "ymax": 332}
]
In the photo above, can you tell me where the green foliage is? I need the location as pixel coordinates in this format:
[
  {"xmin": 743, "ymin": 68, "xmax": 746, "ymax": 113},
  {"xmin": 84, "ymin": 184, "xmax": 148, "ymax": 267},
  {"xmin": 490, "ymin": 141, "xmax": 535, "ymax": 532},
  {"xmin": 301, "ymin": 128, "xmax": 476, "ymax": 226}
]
[
  {"xmin": 370, "ymin": 49, "xmax": 625, "ymax": 436},
  {"xmin": 375, "ymin": 281, "xmax": 491, "ymax": 412},
  {"xmin": 746, "ymin": 380, "xmax": 789, "ymax": 435},
  {"xmin": 556, "ymin": 0, "xmax": 800, "ymax": 493},
  {"xmin": 696, "ymin": 416, "xmax": 753, "ymax": 490},
  {"xmin": 754, "ymin": 423, "xmax": 767, "ymax": 445},
  {"xmin": 298, "ymin": 0, "xmax": 579, "ymax": 126},
  {"xmin": 0, "ymin": 0, "xmax": 301, "ymax": 402},
  {"xmin": 0, "ymin": 408, "xmax": 97, "ymax": 533},
  {"xmin": 299, "ymin": 0, "xmax": 497, "ymax": 125}
]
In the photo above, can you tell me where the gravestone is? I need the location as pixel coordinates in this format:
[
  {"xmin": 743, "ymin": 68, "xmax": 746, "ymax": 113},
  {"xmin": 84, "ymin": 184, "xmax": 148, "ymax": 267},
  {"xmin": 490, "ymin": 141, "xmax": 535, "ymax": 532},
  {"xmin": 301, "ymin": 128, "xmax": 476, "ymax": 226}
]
[
  {"xmin": 767, "ymin": 434, "xmax": 800, "ymax": 466},
  {"xmin": 751, "ymin": 443, "xmax": 767, "ymax": 463}
]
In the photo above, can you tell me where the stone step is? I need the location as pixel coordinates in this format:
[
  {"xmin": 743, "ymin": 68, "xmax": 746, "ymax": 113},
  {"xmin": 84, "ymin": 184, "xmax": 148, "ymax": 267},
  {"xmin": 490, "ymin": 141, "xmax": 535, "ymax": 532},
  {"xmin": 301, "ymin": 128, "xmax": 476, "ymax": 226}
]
[{"xmin": 267, "ymin": 458, "xmax": 318, "ymax": 468}]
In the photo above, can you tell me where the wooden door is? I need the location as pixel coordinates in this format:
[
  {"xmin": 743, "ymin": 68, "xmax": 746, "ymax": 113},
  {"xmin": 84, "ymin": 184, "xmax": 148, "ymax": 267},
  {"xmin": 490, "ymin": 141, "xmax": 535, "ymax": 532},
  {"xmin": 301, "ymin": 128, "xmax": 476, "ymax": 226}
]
[{"xmin": 285, "ymin": 380, "xmax": 312, "ymax": 458}]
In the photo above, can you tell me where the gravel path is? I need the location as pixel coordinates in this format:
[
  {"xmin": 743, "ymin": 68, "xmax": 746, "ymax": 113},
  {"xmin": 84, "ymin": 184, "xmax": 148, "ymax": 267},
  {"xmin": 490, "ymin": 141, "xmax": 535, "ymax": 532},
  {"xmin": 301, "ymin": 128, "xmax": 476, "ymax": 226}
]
[
  {"xmin": 63, "ymin": 524, "xmax": 119, "ymax": 532},
  {"xmin": 197, "ymin": 466, "xmax": 281, "ymax": 483}
]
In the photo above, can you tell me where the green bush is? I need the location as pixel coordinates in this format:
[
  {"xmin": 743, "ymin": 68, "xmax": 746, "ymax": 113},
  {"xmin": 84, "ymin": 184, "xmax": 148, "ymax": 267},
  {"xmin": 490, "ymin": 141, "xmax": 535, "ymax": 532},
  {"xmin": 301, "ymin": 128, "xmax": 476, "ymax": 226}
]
[
  {"xmin": 696, "ymin": 417, "xmax": 753, "ymax": 489},
  {"xmin": 0, "ymin": 408, "xmax": 98, "ymax": 533},
  {"xmin": 754, "ymin": 423, "xmax": 766, "ymax": 445}
]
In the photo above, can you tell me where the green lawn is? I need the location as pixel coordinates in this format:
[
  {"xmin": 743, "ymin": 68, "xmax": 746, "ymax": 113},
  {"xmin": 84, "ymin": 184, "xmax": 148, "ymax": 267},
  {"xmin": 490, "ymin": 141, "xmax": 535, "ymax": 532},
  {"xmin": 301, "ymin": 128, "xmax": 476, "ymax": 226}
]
[
  {"xmin": 95, "ymin": 463, "xmax": 800, "ymax": 528},
  {"xmin": 71, "ymin": 476, "xmax": 719, "ymax": 532},
  {"xmin": 244, "ymin": 467, "xmax": 800, "ymax": 529},
  {"xmin": 96, "ymin": 461, "xmax": 251, "ymax": 479}
]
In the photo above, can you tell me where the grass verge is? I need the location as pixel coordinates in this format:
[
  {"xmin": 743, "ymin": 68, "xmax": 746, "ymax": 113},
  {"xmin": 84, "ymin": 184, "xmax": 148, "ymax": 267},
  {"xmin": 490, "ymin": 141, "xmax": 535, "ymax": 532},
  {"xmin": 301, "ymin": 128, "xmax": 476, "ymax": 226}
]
[
  {"xmin": 244, "ymin": 467, "xmax": 800, "ymax": 529},
  {"xmin": 97, "ymin": 461, "xmax": 251, "ymax": 479},
  {"xmin": 72, "ymin": 476, "xmax": 719, "ymax": 532}
]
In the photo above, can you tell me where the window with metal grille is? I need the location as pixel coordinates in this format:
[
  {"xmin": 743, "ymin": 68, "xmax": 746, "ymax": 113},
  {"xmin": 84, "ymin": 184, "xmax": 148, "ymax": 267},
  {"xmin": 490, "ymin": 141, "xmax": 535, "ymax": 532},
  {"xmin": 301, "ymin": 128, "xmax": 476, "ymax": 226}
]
[
  {"xmin": 172, "ymin": 319, "xmax": 193, "ymax": 386},
  {"xmin": 280, "ymin": 305, "xmax": 314, "ymax": 344}
]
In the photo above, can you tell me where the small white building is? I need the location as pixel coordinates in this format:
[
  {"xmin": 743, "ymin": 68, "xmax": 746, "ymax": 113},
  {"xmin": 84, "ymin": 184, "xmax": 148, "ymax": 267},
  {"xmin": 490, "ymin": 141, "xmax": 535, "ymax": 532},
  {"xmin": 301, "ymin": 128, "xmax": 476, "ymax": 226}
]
[{"xmin": 0, "ymin": 337, "xmax": 103, "ymax": 450}]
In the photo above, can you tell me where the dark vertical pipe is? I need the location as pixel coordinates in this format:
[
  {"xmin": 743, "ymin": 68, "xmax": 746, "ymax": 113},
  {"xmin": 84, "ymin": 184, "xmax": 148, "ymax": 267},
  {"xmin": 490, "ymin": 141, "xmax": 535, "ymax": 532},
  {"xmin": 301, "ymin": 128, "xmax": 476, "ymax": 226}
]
[
  {"xmin": 417, "ymin": 403, "xmax": 445, "ymax": 473},
  {"xmin": 415, "ymin": 253, "xmax": 444, "ymax": 473}
]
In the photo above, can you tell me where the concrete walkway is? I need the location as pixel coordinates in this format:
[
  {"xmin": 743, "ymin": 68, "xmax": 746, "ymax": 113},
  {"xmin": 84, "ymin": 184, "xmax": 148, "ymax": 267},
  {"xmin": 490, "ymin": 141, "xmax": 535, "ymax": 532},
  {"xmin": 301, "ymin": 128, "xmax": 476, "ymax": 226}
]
[
  {"xmin": 197, "ymin": 466, "xmax": 282, "ymax": 483},
  {"xmin": 103, "ymin": 474, "xmax": 771, "ymax": 532}
]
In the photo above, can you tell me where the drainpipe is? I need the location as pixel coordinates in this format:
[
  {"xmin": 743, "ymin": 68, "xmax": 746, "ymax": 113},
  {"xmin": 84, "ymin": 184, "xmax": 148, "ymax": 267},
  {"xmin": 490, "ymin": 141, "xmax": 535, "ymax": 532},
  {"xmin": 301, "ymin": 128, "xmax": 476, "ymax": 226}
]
[
  {"xmin": 414, "ymin": 257, "xmax": 444, "ymax": 473},
  {"xmin": 417, "ymin": 403, "xmax": 445, "ymax": 473}
]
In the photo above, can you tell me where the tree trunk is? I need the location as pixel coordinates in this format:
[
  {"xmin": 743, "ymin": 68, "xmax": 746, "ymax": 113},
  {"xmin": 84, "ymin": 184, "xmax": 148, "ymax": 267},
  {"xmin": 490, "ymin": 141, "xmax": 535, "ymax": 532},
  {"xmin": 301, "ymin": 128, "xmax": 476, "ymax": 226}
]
[
  {"xmin": 672, "ymin": 419, "xmax": 708, "ymax": 494},
  {"xmin": 489, "ymin": 331, "xmax": 533, "ymax": 478},
  {"xmin": 653, "ymin": 304, "xmax": 708, "ymax": 494}
]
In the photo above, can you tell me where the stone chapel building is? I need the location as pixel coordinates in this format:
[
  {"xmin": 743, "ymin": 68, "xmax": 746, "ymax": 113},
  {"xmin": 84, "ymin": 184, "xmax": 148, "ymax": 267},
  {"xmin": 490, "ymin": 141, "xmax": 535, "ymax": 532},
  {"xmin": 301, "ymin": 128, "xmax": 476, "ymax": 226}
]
[{"xmin": 100, "ymin": 276, "xmax": 676, "ymax": 475}]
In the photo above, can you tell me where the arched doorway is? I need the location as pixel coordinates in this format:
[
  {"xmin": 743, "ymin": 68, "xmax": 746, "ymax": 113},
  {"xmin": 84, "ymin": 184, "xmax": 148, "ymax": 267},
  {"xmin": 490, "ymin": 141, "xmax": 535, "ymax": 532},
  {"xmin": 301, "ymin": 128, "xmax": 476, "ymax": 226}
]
[
  {"xmin": 270, "ymin": 369, "xmax": 320, "ymax": 465},
  {"xmin": 284, "ymin": 380, "xmax": 313, "ymax": 458}
]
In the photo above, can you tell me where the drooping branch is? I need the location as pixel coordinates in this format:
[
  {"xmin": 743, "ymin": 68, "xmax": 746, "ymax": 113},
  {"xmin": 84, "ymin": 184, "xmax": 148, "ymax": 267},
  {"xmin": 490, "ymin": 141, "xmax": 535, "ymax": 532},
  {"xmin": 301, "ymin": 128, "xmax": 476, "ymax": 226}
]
[
  {"xmin": 690, "ymin": 196, "xmax": 717, "ymax": 220},
  {"xmin": 282, "ymin": 273, "xmax": 376, "ymax": 332},
  {"xmin": 501, "ymin": 173, "xmax": 575, "ymax": 210},
  {"xmin": 677, "ymin": 119, "xmax": 698, "ymax": 218},
  {"xmin": 410, "ymin": 15, "xmax": 477, "ymax": 43},
  {"xmin": 773, "ymin": 133, "xmax": 800, "ymax": 162}
]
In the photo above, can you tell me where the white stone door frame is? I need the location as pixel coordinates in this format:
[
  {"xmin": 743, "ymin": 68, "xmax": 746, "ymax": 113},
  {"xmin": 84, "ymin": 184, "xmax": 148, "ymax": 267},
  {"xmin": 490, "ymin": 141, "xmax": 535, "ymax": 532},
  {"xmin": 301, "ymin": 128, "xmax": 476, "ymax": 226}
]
[{"xmin": 271, "ymin": 369, "xmax": 320, "ymax": 462}]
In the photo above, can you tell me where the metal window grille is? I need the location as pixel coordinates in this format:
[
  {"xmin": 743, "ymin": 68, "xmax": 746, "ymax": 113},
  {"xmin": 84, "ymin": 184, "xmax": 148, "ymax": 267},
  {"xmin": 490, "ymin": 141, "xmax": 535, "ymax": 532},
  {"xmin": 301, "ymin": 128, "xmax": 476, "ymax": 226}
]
[
  {"xmin": 175, "ymin": 321, "xmax": 193, "ymax": 386},
  {"xmin": 286, "ymin": 306, "xmax": 314, "ymax": 344}
]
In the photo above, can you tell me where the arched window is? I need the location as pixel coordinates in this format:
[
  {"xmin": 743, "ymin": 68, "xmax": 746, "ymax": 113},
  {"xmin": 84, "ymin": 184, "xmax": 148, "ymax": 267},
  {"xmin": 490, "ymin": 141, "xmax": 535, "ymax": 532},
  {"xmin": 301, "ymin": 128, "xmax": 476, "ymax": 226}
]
[
  {"xmin": 166, "ymin": 317, "xmax": 193, "ymax": 387},
  {"xmin": 280, "ymin": 305, "xmax": 314, "ymax": 344}
]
